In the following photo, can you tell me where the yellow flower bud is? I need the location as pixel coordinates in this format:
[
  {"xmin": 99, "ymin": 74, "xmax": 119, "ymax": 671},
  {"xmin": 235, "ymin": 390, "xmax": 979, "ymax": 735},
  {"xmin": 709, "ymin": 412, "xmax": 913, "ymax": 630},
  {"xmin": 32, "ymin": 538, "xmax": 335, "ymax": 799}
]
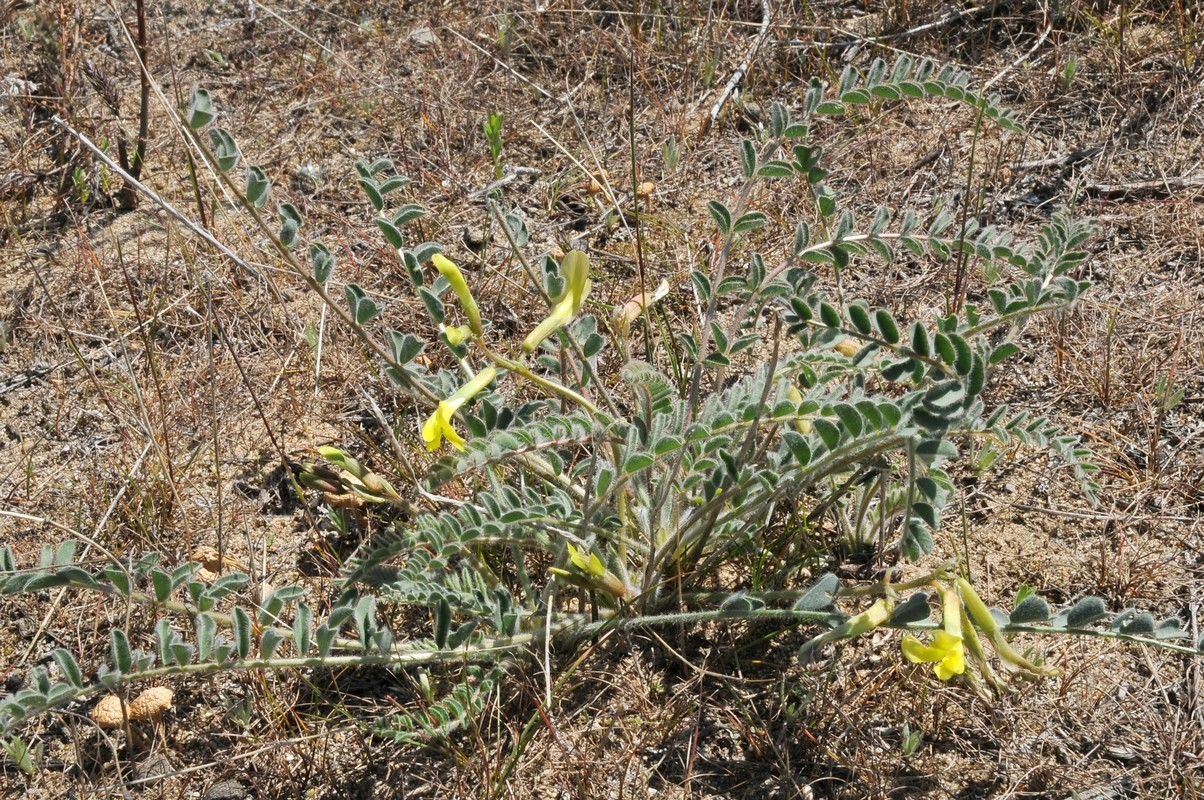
[
  {"xmin": 785, "ymin": 386, "xmax": 813, "ymax": 434},
  {"xmin": 522, "ymin": 250, "xmax": 591, "ymax": 353},
  {"xmin": 799, "ymin": 598, "xmax": 892, "ymax": 663},
  {"xmin": 835, "ymin": 338, "xmax": 860, "ymax": 358},
  {"xmin": 956, "ymin": 577, "xmax": 1060, "ymax": 678},
  {"xmin": 432, "ymin": 254, "xmax": 483, "ymax": 336},
  {"xmin": 443, "ymin": 325, "xmax": 472, "ymax": 347},
  {"xmin": 553, "ymin": 543, "xmax": 628, "ymax": 599}
]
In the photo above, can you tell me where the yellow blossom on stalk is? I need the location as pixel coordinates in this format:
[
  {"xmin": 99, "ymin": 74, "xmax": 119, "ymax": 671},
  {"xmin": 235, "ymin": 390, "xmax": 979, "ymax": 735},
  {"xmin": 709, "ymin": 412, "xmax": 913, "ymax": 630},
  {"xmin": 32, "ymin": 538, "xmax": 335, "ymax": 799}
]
[
  {"xmin": 522, "ymin": 250, "xmax": 591, "ymax": 353},
  {"xmin": 432, "ymin": 254, "xmax": 483, "ymax": 336},
  {"xmin": 420, "ymin": 367, "xmax": 497, "ymax": 452},
  {"xmin": 549, "ymin": 543, "xmax": 628, "ymax": 600},
  {"xmin": 901, "ymin": 584, "xmax": 966, "ymax": 681}
]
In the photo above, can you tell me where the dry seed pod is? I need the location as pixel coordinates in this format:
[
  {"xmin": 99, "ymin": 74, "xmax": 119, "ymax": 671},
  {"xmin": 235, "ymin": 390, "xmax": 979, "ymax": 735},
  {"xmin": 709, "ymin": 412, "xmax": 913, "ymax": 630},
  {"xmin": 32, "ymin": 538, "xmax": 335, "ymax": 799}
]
[
  {"xmin": 129, "ymin": 687, "xmax": 173, "ymax": 721},
  {"xmin": 189, "ymin": 546, "xmax": 248, "ymax": 581},
  {"xmin": 835, "ymin": 339, "xmax": 860, "ymax": 358},
  {"xmin": 586, "ymin": 169, "xmax": 609, "ymax": 195},
  {"xmin": 323, "ymin": 491, "xmax": 364, "ymax": 509},
  {"xmin": 91, "ymin": 694, "xmax": 128, "ymax": 728}
]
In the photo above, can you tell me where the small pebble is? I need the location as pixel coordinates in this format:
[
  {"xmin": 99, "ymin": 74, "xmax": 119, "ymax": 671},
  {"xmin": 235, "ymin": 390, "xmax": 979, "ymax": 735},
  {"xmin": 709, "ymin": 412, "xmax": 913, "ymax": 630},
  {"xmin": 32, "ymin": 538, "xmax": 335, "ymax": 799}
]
[
  {"xmin": 203, "ymin": 779, "xmax": 248, "ymax": 800},
  {"xmin": 462, "ymin": 227, "xmax": 487, "ymax": 251},
  {"xmin": 133, "ymin": 752, "xmax": 173, "ymax": 783},
  {"xmin": 409, "ymin": 27, "xmax": 437, "ymax": 48}
]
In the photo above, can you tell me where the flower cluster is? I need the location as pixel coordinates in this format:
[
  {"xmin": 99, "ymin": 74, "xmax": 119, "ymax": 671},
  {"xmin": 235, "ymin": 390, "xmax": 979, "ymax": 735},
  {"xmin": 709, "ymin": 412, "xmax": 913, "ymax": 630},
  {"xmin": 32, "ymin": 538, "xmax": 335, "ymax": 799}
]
[
  {"xmin": 898, "ymin": 577, "xmax": 1060, "ymax": 692},
  {"xmin": 418, "ymin": 251, "xmax": 592, "ymax": 451}
]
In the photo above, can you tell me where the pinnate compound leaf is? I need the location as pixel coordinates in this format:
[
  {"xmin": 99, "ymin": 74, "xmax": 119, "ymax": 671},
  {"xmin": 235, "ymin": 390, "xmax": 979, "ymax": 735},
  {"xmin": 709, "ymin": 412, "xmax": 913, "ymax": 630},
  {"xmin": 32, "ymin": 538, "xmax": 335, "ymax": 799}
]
[
  {"xmin": 739, "ymin": 139, "xmax": 756, "ymax": 178},
  {"xmin": 344, "ymin": 284, "xmax": 384, "ymax": 325},
  {"xmin": 149, "ymin": 568, "xmax": 173, "ymax": 602},
  {"xmin": 244, "ymin": 166, "xmax": 270, "ymax": 208},
  {"xmin": 196, "ymin": 612, "xmax": 217, "ymax": 663},
  {"xmin": 232, "ymin": 606, "xmax": 252, "ymax": 659},
  {"xmin": 707, "ymin": 200, "xmax": 732, "ymax": 235},
  {"xmin": 435, "ymin": 597, "xmax": 452, "ymax": 648},
  {"xmin": 310, "ymin": 243, "xmax": 335, "ymax": 284},
  {"xmin": 378, "ymin": 175, "xmax": 411, "ymax": 194},
  {"xmin": 376, "ymin": 217, "xmax": 404, "ymax": 249},
  {"xmin": 51, "ymin": 648, "xmax": 83, "ymax": 689},
  {"xmin": 207, "ymin": 128, "xmax": 240, "ymax": 172},
  {"xmin": 110, "ymin": 629, "xmax": 132, "ymax": 675},
  {"xmin": 1155, "ymin": 618, "xmax": 1187, "ymax": 640},
  {"xmin": 1118, "ymin": 612, "xmax": 1156, "ymax": 636},
  {"xmin": 278, "ymin": 203, "xmax": 302, "ymax": 248},
  {"xmin": 388, "ymin": 331, "xmax": 424, "ymax": 364},
  {"xmin": 733, "ymin": 211, "xmax": 767, "ymax": 233},
  {"xmin": 261, "ymin": 629, "xmax": 285, "ymax": 660},
  {"xmin": 359, "ymin": 178, "xmax": 384, "ymax": 211},
  {"xmin": 294, "ymin": 603, "xmax": 312, "ymax": 656},
  {"xmin": 720, "ymin": 592, "xmax": 766, "ymax": 615}
]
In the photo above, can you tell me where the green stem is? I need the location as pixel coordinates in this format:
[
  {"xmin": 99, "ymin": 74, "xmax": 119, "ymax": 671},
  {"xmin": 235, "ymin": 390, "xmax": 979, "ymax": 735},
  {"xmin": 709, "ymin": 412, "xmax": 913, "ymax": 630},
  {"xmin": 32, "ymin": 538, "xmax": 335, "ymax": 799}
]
[{"xmin": 484, "ymin": 350, "xmax": 601, "ymax": 417}]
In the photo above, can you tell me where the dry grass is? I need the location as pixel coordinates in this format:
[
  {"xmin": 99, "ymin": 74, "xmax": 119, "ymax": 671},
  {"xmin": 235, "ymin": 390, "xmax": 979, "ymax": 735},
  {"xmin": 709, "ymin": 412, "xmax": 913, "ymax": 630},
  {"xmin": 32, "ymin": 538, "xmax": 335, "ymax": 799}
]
[{"xmin": 1, "ymin": 0, "xmax": 1203, "ymax": 797}]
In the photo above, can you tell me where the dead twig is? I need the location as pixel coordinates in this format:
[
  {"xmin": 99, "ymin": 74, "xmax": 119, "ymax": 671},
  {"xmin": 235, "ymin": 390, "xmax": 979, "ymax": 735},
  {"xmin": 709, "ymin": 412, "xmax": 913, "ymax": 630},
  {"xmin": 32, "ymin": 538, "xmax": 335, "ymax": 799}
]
[
  {"xmin": 1013, "ymin": 145, "xmax": 1105, "ymax": 171},
  {"xmin": 701, "ymin": 0, "xmax": 772, "ymax": 139},
  {"xmin": 781, "ymin": 0, "xmax": 1025, "ymax": 49},
  {"xmin": 1083, "ymin": 174, "xmax": 1204, "ymax": 198}
]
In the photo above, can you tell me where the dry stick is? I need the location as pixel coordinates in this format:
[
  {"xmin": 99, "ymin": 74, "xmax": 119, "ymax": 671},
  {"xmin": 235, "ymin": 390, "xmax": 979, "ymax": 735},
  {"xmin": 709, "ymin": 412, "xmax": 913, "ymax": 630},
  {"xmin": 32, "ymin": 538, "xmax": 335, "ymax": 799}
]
[
  {"xmin": 123, "ymin": 0, "xmax": 150, "ymax": 180},
  {"xmin": 1083, "ymin": 174, "xmax": 1204, "ymax": 198},
  {"xmin": 781, "ymin": 0, "xmax": 1024, "ymax": 49},
  {"xmin": 204, "ymin": 278, "xmax": 225, "ymax": 581},
  {"xmin": 702, "ymin": 0, "xmax": 772, "ymax": 139},
  {"xmin": 467, "ymin": 166, "xmax": 542, "ymax": 200},
  {"xmin": 51, "ymin": 116, "xmax": 263, "ymax": 283},
  {"xmin": 982, "ymin": 21, "xmax": 1051, "ymax": 93},
  {"xmin": 1012, "ymin": 145, "xmax": 1105, "ymax": 172},
  {"xmin": 447, "ymin": 28, "xmax": 553, "ymax": 100},
  {"xmin": 626, "ymin": 24, "xmax": 652, "ymax": 363},
  {"xmin": 131, "ymin": 0, "xmax": 149, "ymax": 179},
  {"xmin": 68, "ymin": 122, "xmax": 572, "ymax": 506},
  {"xmin": 63, "ymin": 50, "xmax": 575, "ymax": 498},
  {"xmin": 110, "ymin": 237, "xmax": 195, "ymax": 547}
]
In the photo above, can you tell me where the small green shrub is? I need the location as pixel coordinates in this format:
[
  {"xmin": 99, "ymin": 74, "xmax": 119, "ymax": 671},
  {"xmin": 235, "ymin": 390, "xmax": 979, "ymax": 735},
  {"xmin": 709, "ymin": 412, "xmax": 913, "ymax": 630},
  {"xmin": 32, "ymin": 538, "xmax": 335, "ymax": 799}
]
[{"xmin": 3, "ymin": 55, "xmax": 1197, "ymax": 758}]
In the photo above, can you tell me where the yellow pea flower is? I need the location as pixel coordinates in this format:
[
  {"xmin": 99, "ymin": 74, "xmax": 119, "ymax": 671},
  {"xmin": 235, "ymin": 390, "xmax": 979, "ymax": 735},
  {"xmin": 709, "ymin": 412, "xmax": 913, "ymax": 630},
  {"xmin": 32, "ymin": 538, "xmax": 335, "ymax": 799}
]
[
  {"xmin": 420, "ymin": 367, "xmax": 497, "ymax": 452},
  {"xmin": 522, "ymin": 250, "xmax": 591, "ymax": 353},
  {"xmin": 901, "ymin": 585, "xmax": 966, "ymax": 681},
  {"xmin": 432, "ymin": 254, "xmax": 483, "ymax": 336}
]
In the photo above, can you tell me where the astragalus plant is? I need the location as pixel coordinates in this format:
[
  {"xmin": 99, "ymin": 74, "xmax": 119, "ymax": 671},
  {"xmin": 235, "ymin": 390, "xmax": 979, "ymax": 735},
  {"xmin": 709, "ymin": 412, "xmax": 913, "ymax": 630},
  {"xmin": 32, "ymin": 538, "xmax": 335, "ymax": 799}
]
[{"xmin": 3, "ymin": 55, "xmax": 1197, "ymax": 758}]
